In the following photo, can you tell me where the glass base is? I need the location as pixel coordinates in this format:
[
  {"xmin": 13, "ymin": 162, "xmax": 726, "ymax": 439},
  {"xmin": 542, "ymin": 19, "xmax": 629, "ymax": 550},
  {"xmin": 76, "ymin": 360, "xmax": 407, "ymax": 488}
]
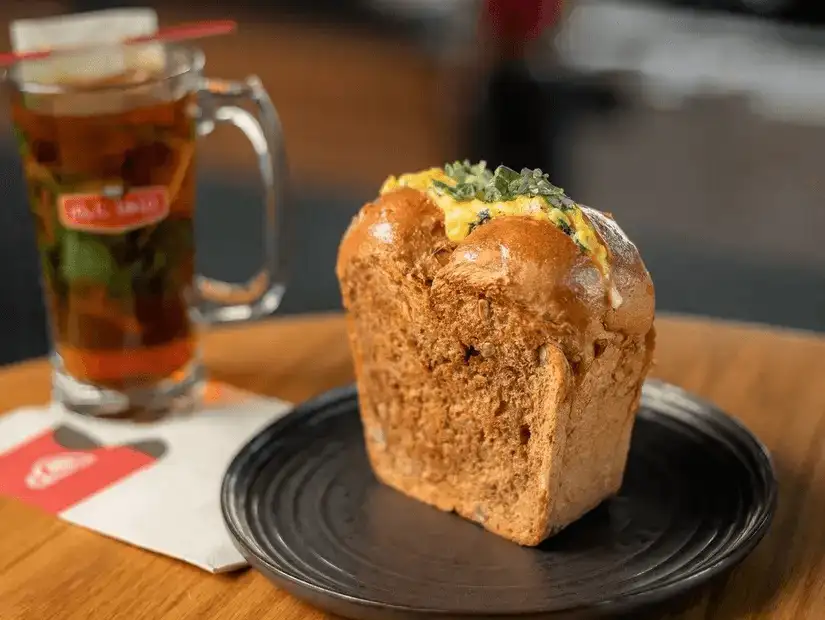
[{"xmin": 52, "ymin": 353, "xmax": 206, "ymax": 421}]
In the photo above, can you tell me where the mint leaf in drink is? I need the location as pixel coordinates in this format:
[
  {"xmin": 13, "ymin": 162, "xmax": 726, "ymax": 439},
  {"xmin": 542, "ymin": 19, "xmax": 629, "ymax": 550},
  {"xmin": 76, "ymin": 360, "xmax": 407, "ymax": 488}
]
[
  {"xmin": 11, "ymin": 126, "xmax": 30, "ymax": 157},
  {"xmin": 150, "ymin": 219, "xmax": 192, "ymax": 269},
  {"xmin": 135, "ymin": 218, "xmax": 194, "ymax": 295},
  {"xmin": 61, "ymin": 230, "xmax": 116, "ymax": 285},
  {"xmin": 108, "ymin": 265, "xmax": 137, "ymax": 298},
  {"xmin": 39, "ymin": 248, "xmax": 56, "ymax": 288}
]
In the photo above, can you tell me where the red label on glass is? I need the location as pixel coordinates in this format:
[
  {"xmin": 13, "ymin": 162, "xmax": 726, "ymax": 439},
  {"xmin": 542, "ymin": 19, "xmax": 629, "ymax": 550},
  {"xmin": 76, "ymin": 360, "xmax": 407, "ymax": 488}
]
[
  {"xmin": 59, "ymin": 185, "xmax": 169, "ymax": 233},
  {"xmin": 0, "ymin": 426, "xmax": 163, "ymax": 514}
]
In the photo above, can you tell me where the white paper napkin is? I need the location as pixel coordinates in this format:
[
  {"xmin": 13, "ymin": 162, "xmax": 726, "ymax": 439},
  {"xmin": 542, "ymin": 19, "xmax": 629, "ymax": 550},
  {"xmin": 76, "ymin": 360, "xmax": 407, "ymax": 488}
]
[{"xmin": 0, "ymin": 383, "xmax": 292, "ymax": 573}]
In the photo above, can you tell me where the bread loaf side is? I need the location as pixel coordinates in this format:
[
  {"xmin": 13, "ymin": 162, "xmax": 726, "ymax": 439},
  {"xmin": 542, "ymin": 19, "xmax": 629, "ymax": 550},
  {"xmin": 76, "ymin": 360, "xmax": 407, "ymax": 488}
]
[{"xmin": 336, "ymin": 164, "xmax": 655, "ymax": 545}]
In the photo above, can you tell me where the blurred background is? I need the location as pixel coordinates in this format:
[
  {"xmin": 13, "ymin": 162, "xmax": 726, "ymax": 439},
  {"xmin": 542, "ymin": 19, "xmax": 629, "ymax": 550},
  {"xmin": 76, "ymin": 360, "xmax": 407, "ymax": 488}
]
[{"xmin": 1, "ymin": 0, "xmax": 824, "ymax": 366}]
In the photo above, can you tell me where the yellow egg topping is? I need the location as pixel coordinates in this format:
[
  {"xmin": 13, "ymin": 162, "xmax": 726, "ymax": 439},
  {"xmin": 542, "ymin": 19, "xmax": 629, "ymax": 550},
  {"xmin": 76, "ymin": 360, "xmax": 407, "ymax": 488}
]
[{"xmin": 380, "ymin": 162, "xmax": 609, "ymax": 273}]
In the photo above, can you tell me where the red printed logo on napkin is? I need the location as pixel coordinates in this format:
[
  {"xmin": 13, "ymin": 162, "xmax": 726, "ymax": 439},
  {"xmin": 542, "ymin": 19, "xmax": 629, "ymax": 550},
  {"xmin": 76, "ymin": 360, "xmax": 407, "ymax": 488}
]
[
  {"xmin": 59, "ymin": 185, "xmax": 169, "ymax": 233},
  {"xmin": 0, "ymin": 425, "xmax": 166, "ymax": 514}
]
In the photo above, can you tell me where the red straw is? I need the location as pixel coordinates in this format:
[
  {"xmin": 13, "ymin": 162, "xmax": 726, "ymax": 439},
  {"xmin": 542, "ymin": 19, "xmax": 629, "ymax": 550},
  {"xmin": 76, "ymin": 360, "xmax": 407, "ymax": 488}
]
[{"xmin": 0, "ymin": 20, "xmax": 237, "ymax": 68}]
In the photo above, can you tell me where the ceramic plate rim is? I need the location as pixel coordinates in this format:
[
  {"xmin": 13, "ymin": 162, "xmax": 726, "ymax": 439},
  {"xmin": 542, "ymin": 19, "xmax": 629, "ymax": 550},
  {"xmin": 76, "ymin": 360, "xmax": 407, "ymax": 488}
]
[{"xmin": 221, "ymin": 380, "xmax": 778, "ymax": 617}]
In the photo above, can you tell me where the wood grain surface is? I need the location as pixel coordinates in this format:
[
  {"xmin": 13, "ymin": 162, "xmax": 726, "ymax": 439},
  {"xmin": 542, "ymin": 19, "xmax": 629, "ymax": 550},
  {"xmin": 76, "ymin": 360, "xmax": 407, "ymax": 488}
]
[{"xmin": 1, "ymin": 313, "xmax": 824, "ymax": 619}]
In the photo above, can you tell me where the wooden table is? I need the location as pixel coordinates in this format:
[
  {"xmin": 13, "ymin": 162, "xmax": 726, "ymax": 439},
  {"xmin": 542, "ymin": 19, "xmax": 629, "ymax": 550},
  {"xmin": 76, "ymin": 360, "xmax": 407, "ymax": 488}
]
[{"xmin": 1, "ymin": 313, "xmax": 824, "ymax": 619}]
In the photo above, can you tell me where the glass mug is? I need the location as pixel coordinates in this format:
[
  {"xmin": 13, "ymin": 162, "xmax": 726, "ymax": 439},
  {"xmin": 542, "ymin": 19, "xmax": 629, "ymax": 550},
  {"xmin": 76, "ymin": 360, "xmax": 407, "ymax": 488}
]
[{"xmin": 4, "ymin": 43, "xmax": 287, "ymax": 417}]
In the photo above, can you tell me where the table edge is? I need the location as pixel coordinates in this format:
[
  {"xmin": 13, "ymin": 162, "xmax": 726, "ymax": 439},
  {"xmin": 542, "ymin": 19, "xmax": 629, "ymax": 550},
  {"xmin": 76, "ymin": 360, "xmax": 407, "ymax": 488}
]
[{"xmin": 0, "ymin": 311, "xmax": 821, "ymax": 378}]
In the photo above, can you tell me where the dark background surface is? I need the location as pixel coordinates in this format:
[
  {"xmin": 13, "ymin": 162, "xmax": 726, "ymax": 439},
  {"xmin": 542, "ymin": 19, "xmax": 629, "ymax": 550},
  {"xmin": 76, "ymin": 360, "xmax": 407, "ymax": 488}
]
[
  {"xmin": 3, "ymin": 127, "xmax": 823, "ymax": 367},
  {"xmin": 1, "ymin": 0, "xmax": 824, "ymax": 366}
]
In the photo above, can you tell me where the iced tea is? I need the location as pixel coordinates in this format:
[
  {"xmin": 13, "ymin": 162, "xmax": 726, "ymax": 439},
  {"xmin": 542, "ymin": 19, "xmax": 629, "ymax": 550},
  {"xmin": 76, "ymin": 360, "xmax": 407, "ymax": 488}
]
[{"xmin": 12, "ymin": 82, "xmax": 197, "ymax": 390}]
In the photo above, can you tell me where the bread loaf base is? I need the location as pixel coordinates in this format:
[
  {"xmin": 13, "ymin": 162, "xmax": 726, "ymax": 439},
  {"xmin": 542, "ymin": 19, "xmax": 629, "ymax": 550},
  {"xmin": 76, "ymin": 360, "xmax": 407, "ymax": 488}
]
[{"xmin": 338, "ymin": 188, "xmax": 655, "ymax": 546}]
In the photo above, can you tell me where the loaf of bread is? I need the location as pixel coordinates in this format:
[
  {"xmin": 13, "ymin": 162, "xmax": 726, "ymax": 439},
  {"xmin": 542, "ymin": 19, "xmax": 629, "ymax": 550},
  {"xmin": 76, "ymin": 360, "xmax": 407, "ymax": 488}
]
[{"xmin": 336, "ymin": 162, "xmax": 655, "ymax": 546}]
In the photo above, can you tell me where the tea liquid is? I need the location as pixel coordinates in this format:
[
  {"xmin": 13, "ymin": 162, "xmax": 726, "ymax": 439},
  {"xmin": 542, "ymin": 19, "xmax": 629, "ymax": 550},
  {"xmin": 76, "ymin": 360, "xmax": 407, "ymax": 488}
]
[{"xmin": 12, "ymin": 85, "xmax": 198, "ymax": 389}]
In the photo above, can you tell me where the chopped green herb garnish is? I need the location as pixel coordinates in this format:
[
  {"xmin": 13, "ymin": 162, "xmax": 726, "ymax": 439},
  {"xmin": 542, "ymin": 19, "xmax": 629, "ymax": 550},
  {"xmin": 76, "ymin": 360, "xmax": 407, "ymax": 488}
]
[
  {"xmin": 468, "ymin": 208, "xmax": 492, "ymax": 234},
  {"xmin": 435, "ymin": 161, "xmax": 572, "ymax": 211},
  {"xmin": 12, "ymin": 126, "xmax": 29, "ymax": 156},
  {"xmin": 557, "ymin": 219, "xmax": 573, "ymax": 236},
  {"xmin": 434, "ymin": 160, "xmax": 492, "ymax": 201}
]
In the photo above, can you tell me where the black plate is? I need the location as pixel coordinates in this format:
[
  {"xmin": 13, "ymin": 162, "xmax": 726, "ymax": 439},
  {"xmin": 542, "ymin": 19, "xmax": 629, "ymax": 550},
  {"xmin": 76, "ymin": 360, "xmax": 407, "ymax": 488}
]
[{"xmin": 221, "ymin": 380, "xmax": 776, "ymax": 619}]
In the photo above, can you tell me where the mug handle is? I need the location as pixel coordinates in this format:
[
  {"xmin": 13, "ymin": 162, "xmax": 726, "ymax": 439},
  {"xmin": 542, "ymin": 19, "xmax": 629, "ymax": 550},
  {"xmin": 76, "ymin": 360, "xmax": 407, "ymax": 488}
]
[{"xmin": 193, "ymin": 75, "xmax": 288, "ymax": 324}]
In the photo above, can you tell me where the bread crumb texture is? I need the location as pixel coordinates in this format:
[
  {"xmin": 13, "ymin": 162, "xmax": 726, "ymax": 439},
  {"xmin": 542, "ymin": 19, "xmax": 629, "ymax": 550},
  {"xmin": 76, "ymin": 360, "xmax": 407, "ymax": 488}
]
[{"xmin": 337, "ymin": 161, "xmax": 656, "ymax": 546}]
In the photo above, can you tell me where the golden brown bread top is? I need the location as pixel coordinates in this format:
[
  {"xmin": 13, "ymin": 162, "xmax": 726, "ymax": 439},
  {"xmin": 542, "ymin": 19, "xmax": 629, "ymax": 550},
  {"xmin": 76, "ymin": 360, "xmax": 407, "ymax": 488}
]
[
  {"xmin": 338, "ymin": 187, "xmax": 449, "ymax": 283},
  {"xmin": 337, "ymin": 176, "xmax": 654, "ymax": 339},
  {"xmin": 379, "ymin": 164, "xmax": 610, "ymax": 273}
]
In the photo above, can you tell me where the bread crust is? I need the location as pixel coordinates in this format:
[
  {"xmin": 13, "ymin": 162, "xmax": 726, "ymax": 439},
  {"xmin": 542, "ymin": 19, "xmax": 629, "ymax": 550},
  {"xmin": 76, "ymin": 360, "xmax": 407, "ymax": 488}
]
[{"xmin": 337, "ymin": 186, "xmax": 655, "ymax": 545}]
